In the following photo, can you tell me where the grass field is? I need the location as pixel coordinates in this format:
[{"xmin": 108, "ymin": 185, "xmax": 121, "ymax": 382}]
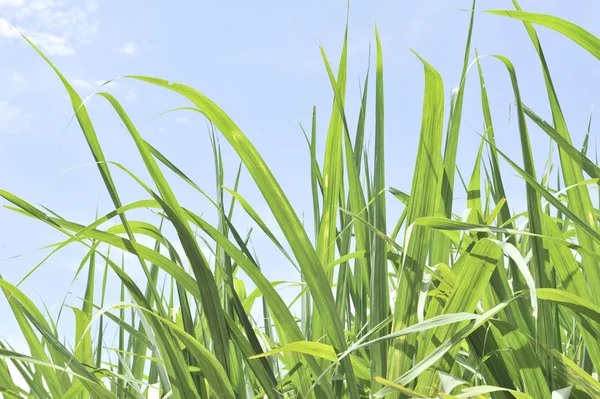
[{"xmin": 2, "ymin": 1, "xmax": 600, "ymax": 398}]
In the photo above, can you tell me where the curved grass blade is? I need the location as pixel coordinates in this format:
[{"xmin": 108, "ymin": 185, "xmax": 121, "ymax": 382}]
[
  {"xmin": 97, "ymin": 92, "xmax": 231, "ymax": 372},
  {"xmin": 124, "ymin": 73, "xmax": 355, "ymax": 397}
]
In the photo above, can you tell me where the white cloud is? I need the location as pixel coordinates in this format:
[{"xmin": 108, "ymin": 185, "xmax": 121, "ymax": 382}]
[
  {"xmin": 175, "ymin": 117, "xmax": 189, "ymax": 125},
  {"xmin": 0, "ymin": 0, "xmax": 25, "ymax": 7},
  {"xmin": 0, "ymin": 17, "xmax": 75, "ymax": 55},
  {"xmin": 29, "ymin": 0, "xmax": 57, "ymax": 11},
  {"xmin": 27, "ymin": 30, "xmax": 74, "ymax": 55},
  {"xmin": 125, "ymin": 90, "xmax": 136, "ymax": 103},
  {"xmin": 72, "ymin": 79, "xmax": 92, "ymax": 89},
  {"xmin": 85, "ymin": 0, "xmax": 99, "ymax": 12},
  {"xmin": 117, "ymin": 41, "xmax": 136, "ymax": 55},
  {"xmin": 0, "ymin": 0, "xmax": 99, "ymax": 56},
  {"xmin": 0, "ymin": 101, "xmax": 22, "ymax": 131},
  {"xmin": 11, "ymin": 72, "xmax": 25, "ymax": 83},
  {"xmin": 27, "ymin": 6, "xmax": 97, "ymax": 43},
  {"xmin": 0, "ymin": 17, "xmax": 20, "ymax": 38}
]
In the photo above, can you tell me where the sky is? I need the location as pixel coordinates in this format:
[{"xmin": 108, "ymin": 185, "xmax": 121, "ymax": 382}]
[{"xmin": 1, "ymin": 0, "xmax": 600, "ymax": 355}]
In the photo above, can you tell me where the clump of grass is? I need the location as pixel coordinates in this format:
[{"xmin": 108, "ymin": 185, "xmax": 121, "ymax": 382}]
[{"xmin": 2, "ymin": 1, "xmax": 600, "ymax": 398}]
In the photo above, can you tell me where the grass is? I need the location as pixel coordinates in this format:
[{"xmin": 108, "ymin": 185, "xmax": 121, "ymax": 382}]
[{"xmin": 2, "ymin": 1, "xmax": 600, "ymax": 398}]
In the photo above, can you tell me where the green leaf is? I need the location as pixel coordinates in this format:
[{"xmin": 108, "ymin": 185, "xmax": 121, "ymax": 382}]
[{"xmin": 389, "ymin": 50, "xmax": 445, "ymax": 382}]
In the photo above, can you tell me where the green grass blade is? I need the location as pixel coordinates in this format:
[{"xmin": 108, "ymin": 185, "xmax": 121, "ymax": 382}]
[
  {"xmin": 485, "ymin": 9, "xmax": 600, "ymax": 60},
  {"xmin": 415, "ymin": 239, "xmax": 503, "ymax": 395},
  {"xmin": 440, "ymin": 0, "xmax": 476, "ymax": 217},
  {"xmin": 97, "ymin": 92, "xmax": 231, "ymax": 372},
  {"xmin": 369, "ymin": 27, "xmax": 389, "ymax": 390},
  {"xmin": 124, "ymin": 73, "xmax": 355, "ymax": 396},
  {"xmin": 494, "ymin": 1, "xmax": 600, "ymax": 310},
  {"xmin": 492, "ymin": 54, "xmax": 556, "ymax": 384},
  {"xmin": 21, "ymin": 33, "xmax": 160, "ymax": 319},
  {"xmin": 388, "ymin": 50, "xmax": 445, "ymax": 383}
]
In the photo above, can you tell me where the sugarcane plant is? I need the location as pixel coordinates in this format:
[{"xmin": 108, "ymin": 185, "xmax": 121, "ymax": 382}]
[{"xmin": 2, "ymin": 1, "xmax": 600, "ymax": 398}]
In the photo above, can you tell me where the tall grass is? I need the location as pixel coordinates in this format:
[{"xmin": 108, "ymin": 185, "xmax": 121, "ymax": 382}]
[{"xmin": 2, "ymin": 2, "xmax": 600, "ymax": 398}]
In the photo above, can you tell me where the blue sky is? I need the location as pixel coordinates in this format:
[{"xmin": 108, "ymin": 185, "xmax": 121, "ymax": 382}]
[{"xmin": 1, "ymin": 0, "xmax": 600, "ymax": 351}]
